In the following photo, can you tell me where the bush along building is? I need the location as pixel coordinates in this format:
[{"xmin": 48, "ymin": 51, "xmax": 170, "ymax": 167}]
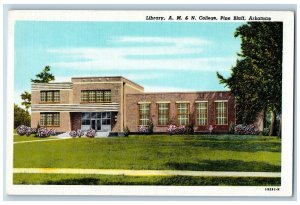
[{"xmin": 31, "ymin": 76, "xmax": 237, "ymax": 136}]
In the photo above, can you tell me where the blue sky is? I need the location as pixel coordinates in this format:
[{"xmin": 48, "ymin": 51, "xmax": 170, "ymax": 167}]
[{"xmin": 14, "ymin": 21, "xmax": 243, "ymax": 105}]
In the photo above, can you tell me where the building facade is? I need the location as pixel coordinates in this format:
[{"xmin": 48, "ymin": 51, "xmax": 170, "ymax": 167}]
[{"xmin": 31, "ymin": 76, "xmax": 236, "ymax": 134}]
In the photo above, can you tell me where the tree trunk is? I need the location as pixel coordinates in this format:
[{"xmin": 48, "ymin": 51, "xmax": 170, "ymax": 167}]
[
  {"xmin": 269, "ymin": 110, "xmax": 277, "ymax": 136},
  {"xmin": 278, "ymin": 114, "xmax": 282, "ymax": 138}
]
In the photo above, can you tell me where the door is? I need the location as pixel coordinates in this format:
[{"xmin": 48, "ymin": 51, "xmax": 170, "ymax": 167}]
[{"xmin": 101, "ymin": 112, "xmax": 111, "ymax": 132}]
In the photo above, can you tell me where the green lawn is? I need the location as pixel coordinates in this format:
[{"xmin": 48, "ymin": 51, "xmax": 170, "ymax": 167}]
[
  {"xmin": 14, "ymin": 135, "xmax": 281, "ymax": 172},
  {"xmin": 14, "ymin": 173, "xmax": 281, "ymax": 186},
  {"xmin": 14, "ymin": 135, "xmax": 53, "ymax": 142}
]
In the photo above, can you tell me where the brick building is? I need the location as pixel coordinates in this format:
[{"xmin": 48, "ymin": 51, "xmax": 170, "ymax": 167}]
[{"xmin": 31, "ymin": 76, "xmax": 236, "ymax": 135}]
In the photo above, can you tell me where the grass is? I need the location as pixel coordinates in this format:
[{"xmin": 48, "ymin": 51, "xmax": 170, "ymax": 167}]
[
  {"xmin": 14, "ymin": 134, "xmax": 281, "ymax": 172},
  {"xmin": 13, "ymin": 135, "xmax": 53, "ymax": 142},
  {"xmin": 14, "ymin": 173, "xmax": 281, "ymax": 186}
]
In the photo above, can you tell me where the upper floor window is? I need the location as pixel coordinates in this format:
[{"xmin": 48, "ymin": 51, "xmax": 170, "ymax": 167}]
[
  {"xmin": 40, "ymin": 90, "xmax": 60, "ymax": 103},
  {"xmin": 40, "ymin": 112, "xmax": 60, "ymax": 126},
  {"xmin": 81, "ymin": 90, "xmax": 112, "ymax": 103},
  {"xmin": 177, "ymin": 103, "xmax": 189, "ymax": 126},
  {"xmin": 157, "ymin": 103, "xmax": 169, "ymax": 126},
  {"xmin": 196, "ymin": 101, "xmax": 208, "ymax": 126},
  {"xmin": 215, "ymin": 101, "xmax": 228, "ymax": 125},
  {"xmin": 139, "ymin": 103, "xmax": 150, "ymax": 126}
]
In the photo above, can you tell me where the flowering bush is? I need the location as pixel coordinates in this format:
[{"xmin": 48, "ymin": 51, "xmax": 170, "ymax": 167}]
[
  {"xmin": 86, "ymin": 128, "xmax": 96, "ymax": 138},
  {"xmin": 69, "ymin": 130, "xmax": 78, "ymax": 138},
  {"xmin": 167, "ymin": 125, "xmax": 186, "ymax": 135},
  {"xmin": 36, "ymin": 128, "xmax": 56, "ymax": 138},
  {"xmin": 16, "ymin": 125, "xmax": 29, "ymax": 136},
  {"xmin": 138, "ymin": 125, "xmax": 149, "ymax": 133},
  {"xmin": 177, "ymin": 125, "xmax": 186, "ymax": 134},
  {"xmin": 207, "ymin": 125, "xmax": 214, "ymax": 134},
  {"xmin": 77, "ymin": 129, "xmax": 84, "ymax": 138},
  {"xmin": 167, "ymin": 124, "xmax": 177, "ymax": 135},
  {"xmin": 235, "ymin": 124, "xmax": 259, "ymax": 135}
]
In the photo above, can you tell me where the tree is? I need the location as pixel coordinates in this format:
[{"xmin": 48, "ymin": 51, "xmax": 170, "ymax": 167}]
[
  {"xmin": 217, "ymin": 22, "xmax": 282, "ymax": 136},
  {"xmin": 14, "ymin": 104, "xmax": 31, "ymax": 128},
  {"xmin": 20, "ymin": 91, "xmax": 31, "ymax": 111},
  {"xmin": 31, "ymin": 65, "xmax": 55, "ymax": 83}
]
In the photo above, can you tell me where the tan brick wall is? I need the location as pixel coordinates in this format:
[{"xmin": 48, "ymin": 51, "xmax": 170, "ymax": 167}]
[
  {"xmin": 31, "ymin": 112, "xmax": 71, "ymax": 132},
  {"xmin": 125, "ymin": 92, "xmax": 235, "ymax": 133}
]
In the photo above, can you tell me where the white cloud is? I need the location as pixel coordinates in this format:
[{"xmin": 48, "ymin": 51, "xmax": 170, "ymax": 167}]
[
  {"xmin": 48, "ymin": 36, "xmax": 235, "ymax": 72},
  {"xmin": 113, "ymin": 36, "xmax": 211, "ymax": 46}
]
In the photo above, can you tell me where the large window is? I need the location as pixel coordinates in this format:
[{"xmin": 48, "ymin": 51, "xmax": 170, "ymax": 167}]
[
  {"xmin": 40, "ymin": 113, "xmax": 60, "ymax": 126},
  {"xmin": 177, "ymin": 103, "xmax": 189, "ymax": 126},
  {"xmin": 215, "ymin": 101, "xmax": 228, "ymax": 125},
  {"xmin": 139, "ymin": 103, "xmax": 150, "ymax": 126},
  {"xmin": 81, "ymin": 90, "xmax": 111, "ymax": 103},
  {"xmin": 157, "ymin": 103, "xmax": 169, "ymax": 126},
  {"xmin": 40, "ymin": 91, "xmax": 60, "ymax": 102},
  {"xmin": 196, "ymin": 101, "xmax": 208, "ymax": 126}
]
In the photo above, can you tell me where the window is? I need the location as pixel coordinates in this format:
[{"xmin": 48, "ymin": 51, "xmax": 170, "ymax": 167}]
[
  {"xmin": 215, "ymin": 101, "xmax": 228, "ymax": 125},
  {"xmin": 196, "ymin": 102, "xmax": 208, "ymax": 126},
  {"xmin": 139, "ymin": 103, "xmax": 150, "ymax": 126},
  {"xmin": 40, "ymin": 91, "xmax": 60, "ymax": 102},
  {"xmin": 40, "ymin": 113, "xmax": 60, "ymax": 126},
  {"xmin": 177, "ymin": 103, "xmax": 189, "ymax": 126},
  {"xmin": 81, "ymin": 90, "xmax": 111, "ymax": 102},
  {"xmin": 157, "ymin": 103, "xmax": 169, "ymax": 126}
]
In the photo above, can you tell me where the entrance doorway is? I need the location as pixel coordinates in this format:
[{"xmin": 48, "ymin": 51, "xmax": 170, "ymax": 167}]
[{"xmin": 81, "ymin": 112, "xmax": 111, "ymax": 132}]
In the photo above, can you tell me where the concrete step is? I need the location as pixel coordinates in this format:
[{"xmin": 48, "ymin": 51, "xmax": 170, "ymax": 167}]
[{"xmin": 95, "ymin": 132, "xmax": 110, "ymax": 137}]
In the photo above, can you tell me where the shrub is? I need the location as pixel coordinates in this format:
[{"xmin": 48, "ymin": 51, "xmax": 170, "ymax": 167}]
[
  {"xmin": 77, "ymin": 129, "xmax": 84, "ymax": 138},
  {"xmin": 235, "ymin": 124, "xmax": 259, "ymax": 135},
  {"xmin": 48, "ymin": 129, "xmax": 56, "ymax": 136},
  {"xmin": 69, "ymin": 130, "xmax": 78, "ymax": 138},
  {"xmin": 138, "ymin": 125, "xmax": 149, "ymax": 134},
  {"xmin": 167, "ymin": 124, "xmax": 177, "ymax": 135},
  {"xmin": 263, "ymin": 127, "xmax": 270, "ymax": 136},
  {"xmin": 36, "ymin": 128, "xmax": 50, "ymax": 138},
  {"xmin": 16, "ymin": 125, "xmax": 29, "ymax": 136},
  {"xmin": 148, "ymin": 120, "xmax": 154, "ymax": 134},
  {"xmin": 123, "ymin": 126, "xmax": 130, "ymax": 137},
  {"xmin": 186, "ymin": 124, "xmax": 194, "ymax": 135},
  {"xmin": 207, "ymin": 125, "xmax": 214, "ymax": 134},
  {"xmin": 228, "ymin": 121, "xmax": 235, "ymax": 134},
  {"xmin": 86, "ymin": 128, "xmax": 96, "ymax": 138},
  {"xmin": 177, "ymin": 125, "xmax": 186, "ymax": 135}
]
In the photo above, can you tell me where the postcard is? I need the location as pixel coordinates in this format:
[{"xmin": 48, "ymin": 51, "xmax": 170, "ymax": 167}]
[{"xmin": 5, "ymin": 10, "xmax": 294, "ymax": 196}]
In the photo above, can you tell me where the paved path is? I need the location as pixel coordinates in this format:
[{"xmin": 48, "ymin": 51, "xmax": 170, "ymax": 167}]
[
  {"xmin": 13, "ymin": 168, "xmax": 281, "ymax": 178},
  {"xmin": 14, "ymin": 138, "xmax": 70, "ymax": 144}
]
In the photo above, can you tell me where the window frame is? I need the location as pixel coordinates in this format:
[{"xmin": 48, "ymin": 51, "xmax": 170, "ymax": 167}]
[
  {"xmin": 215, "ymin": 100, "xmax": 228, "ymax": 125},
  {"xmin": 176, "ymin": 102, "xmax": 190, "ymax": 126},
  {"xmin": 138, "ymin": 102, "xmax": 151, "ymax": 126},
  {"xmin": 40, "ymin": 90, "xmax": 60, "ymax": 103},
  {"xmin": 195, "ymin": 101, "xmax": 208, "ymax": 126},
  {"xmin": 40, "ymin": 112, "xmax": 60, "ymax": 126},
  {"xmin": 156, "ymin": 102, "xmax": 170, "ymax": 126},
  {"xmin": 81, "ymin": 90, "xmax": 112, "ymax": 103}
]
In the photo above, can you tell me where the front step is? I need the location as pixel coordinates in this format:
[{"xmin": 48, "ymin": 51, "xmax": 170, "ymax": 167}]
[{"xmin": 95, "ymin": 132, "xmax": 110, "ymax": 137}]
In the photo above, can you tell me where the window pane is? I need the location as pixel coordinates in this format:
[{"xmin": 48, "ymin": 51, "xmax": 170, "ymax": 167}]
[
  {"xmin": 177, "ymin": 103, "xmax": 189, "ymax": 126},
  {"xmin": 40, "ymin": 113, "xmax": 46, "ymax": 125},
  {"xmin": 46, "ymin": 92, "xmax": 53, "ymax": 102},
  {"xmin": 89, "ymin": 91, "xmax": 96, "ymax": 102},
  {"xmin": 215, "ymin": 102, "xmax": 228, "ymax": 125},
  {"xmin": 196, "ymin": 102, "xmax": 208, "ymax": 126},
  {"xmin": 158, "ymin": 103, "xmax": 169, "ymax": 126},
  {"xmin": 139, "ymin": 104, "xmax": 150, "ymax": 126},
  {"xmin": 53, "ymin": 113, "xmax": 60, "ymax": 126},
  {"xmin": 53, "ymin": 91, "xmax": 60, "ymax": 102},
  {"xmin": 81, "ymin": 91, "xmax": 89, "ymax": 102},
  {"xmin": 40, "ymin": 92, "xmax": 46, "ymax": 102},
  {"xmin": 103, "ymin": 91, "xmax": 111, "ymax": 102},
  {"xmin": 82, "ymin": 112, "xmax": 90, "ymax": 119},
  {"xmin": 96, "ymin": 91, "xmax": 103, "ymax": 102}
]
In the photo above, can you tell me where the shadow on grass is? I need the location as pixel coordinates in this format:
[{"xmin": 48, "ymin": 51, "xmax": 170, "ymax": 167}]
[
  {"xmin": 43, "ymin": 176, "xmax": 281, "ymax": 186},
  {"xmin": 166, "ymin": 160, "xmax": 281, "ymax": 172},
  {"xmin": 184, "ymin": 141, "xmax": 281, "ymax": 153}
]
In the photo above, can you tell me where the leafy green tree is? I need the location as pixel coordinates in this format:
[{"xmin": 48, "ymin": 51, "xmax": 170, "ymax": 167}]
[
  {"xmin": 31, "ymin": 65, "xmax": 55, "ymax": 83},
  {"xmin": 20, "ymin": 91, "xmax": 31, "ymax": 111},
  {"xmin": 14, "ymin": 104, "xmax": 31, "ymax": 128},
  {"xmin": 217, "ymin": 22, "xmax": 282, "ymax": 136}
]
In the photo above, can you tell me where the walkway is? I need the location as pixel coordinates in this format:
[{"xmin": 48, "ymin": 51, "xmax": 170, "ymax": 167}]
[
  {"xmin": 14, "ymin": 138, "xmax": 70, "ymax": 144},
  {"xmin": 13, "ymin": 168, "xmax": 281, "ymax": 178}
]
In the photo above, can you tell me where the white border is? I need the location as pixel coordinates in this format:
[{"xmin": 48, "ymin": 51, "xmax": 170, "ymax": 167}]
[{"xmin": 6, "ymin": 10, "xmax": 294, "ymax": 196}]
